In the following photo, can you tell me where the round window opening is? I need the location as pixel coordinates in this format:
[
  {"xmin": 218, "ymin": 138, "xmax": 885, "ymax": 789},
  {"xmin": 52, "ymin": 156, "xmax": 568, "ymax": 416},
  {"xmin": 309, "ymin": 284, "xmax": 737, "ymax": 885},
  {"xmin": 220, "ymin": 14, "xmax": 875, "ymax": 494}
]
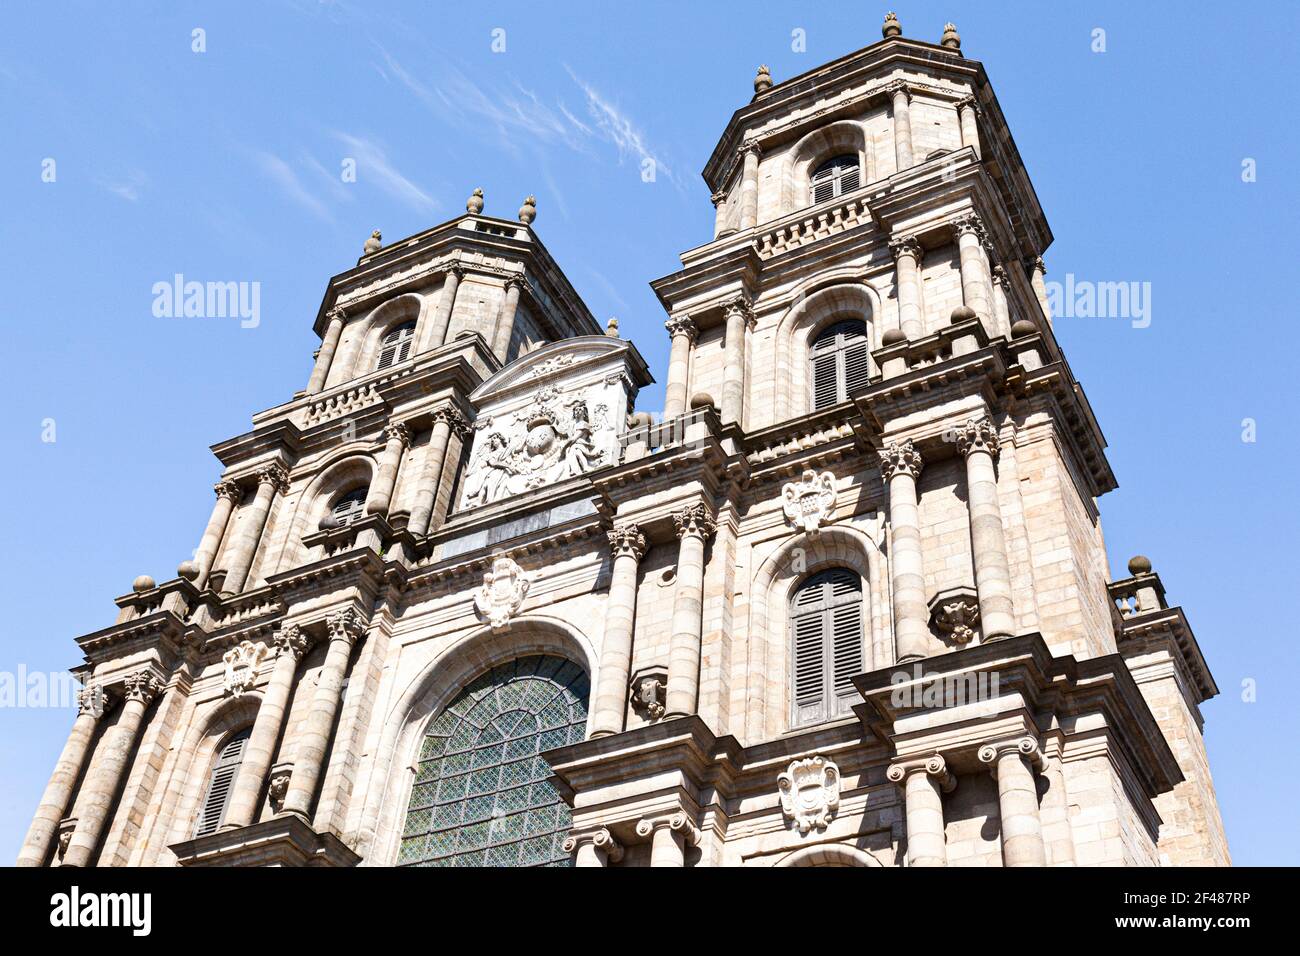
[{"xmin": 397, "ymin": 655, "xmax": 589, "ymax": 867}]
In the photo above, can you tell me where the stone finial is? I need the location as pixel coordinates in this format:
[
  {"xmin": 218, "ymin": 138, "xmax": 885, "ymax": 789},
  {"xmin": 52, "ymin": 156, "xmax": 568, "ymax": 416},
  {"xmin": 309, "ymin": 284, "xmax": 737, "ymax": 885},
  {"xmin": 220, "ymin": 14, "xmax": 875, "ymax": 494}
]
[
  {"xmin": 754, "ymin": 64, "xmax": 772, "ymax": 94},
  {"xmin": 518, "ymin": 195, "xmax": 537, "ymax": 225},
  {"xmin": 1128, "ymin": 555, "xmax": 1153, "ymax": 576},
  {"xmin": 177, "ymin": 560, "xmax": 199, "ymax": 581},
  {"xmin": 466, "ymin": 187, "xmax": 484, "ymax": 214},
  {"xmin": 132, "ymin": 574, "xmax": 155, "ymax": 593},
  {"xmin": 689, "ymin": 391, "xmax": 716, "ymax": 411},
  {"xmin": 363, "ymin": 229, "xmax": 382, "ymax": 255},
  {"xmin": 882, "ymin": 11, "xmax": 902, "ymax": 38},
  {"xmin": 605, "ymin": 317, "xmax": 620, "ymax": 338},
  {"xmin": 941, "ymin": 22, "xmax": 961, "ymax": 50},
  {"xmin": 1011, "ymin": 318, "xmax": 1037, "ymax": 337},
  {"xmin": 951, "ymin": 304, "xmax": 977, "ymax": 324},
  {"xmin": 882, "ymin": 328, "xmax": 907, "ymax": 346}
]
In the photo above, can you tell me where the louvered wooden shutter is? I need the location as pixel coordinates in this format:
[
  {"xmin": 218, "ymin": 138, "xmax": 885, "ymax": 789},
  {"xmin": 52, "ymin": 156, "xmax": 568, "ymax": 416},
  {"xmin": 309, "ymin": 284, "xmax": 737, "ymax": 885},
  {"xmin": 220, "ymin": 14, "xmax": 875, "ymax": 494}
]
[
  {"xmin": 810, "ymin": 320, "xmax": 870, "ymax": 410},
  {"xmin": 332, "ymin": 487, "xmax": 368, "ymax": 526},
  {"xmin": 377, "ymin": 322, "xmax": 416, "ymax": 370},
  {"xmin": 195, "ymin": 728, "xmax": 250, "ymax": 837},
  {"xmin": 790, "ymin": 569, "xmax": 864, "ymax": 727},
  {"xmin": 809, "ymin": 154, "xmax": 861, "ymax": 205}
]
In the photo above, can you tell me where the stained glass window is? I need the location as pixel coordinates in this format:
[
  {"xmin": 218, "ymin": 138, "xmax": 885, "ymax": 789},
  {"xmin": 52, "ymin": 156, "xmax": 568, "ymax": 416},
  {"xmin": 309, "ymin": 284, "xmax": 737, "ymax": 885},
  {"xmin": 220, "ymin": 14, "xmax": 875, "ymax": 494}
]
[{"xmin": 397, "ymin": 655, "xmax": 589, "ymax": 867}]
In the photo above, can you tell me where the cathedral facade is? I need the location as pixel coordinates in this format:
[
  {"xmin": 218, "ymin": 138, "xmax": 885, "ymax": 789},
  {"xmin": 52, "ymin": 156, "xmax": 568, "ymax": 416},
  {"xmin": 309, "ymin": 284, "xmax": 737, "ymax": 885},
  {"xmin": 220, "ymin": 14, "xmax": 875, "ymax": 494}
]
[{"xmin": 19, "ymin": 15, "xmax": 1228, "ymax": 868}]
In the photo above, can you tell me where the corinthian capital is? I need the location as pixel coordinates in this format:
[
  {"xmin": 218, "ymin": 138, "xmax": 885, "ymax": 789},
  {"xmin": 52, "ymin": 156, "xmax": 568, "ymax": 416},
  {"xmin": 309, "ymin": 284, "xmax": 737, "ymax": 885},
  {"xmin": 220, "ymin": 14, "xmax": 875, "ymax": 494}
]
[
  {"xmin": 955, "ymin": 417, "xmax": 1000, "ymax": 460},
  {"xmin": 672, "ymin": 503, "xmax": 717, "ymax": 541},
  {"xmin": 214, "ymin": 479, "xmax": 243, "ymax": 503},
  {"xmin": 562, "ymin": 827, "xmax": 625, "ymax": 862},
  {"xmin": 326, "ymin": 607, "xmax": 365, "ymax": 645},
  {"xmin": 432, "ymin": 406, "xmax": 471, "ymax": 438},
  {"xmin": 325, "ymin": 305, "xmax": 348, "ymax": 324},
  {"xmin": 889, "ymin": 235, "xmax": 923, "ymax": 263},
  {"xmin": 739, "ymin": 139, "xmax": 763, "ymax": 160},
  {"xmin": 664, "ymin": 315, "xmax": 698, "ymax": 342},
  {"xmin": 879, "ymin": 440, "xmax": 923, "ymax": 481},
  {"xmin": 384, "ymin": 421, "xmax": 413, "ymax": 447},
  {"xmin": 77, "ymin": 683, "xmax": 110, "ymax": 718},
  {"xmin": 255, "ymin": 463, "xmax": 291, "ymax": 494},
  {"xmin": 952, "ymin": 213, "xmax": 987, "ymax": 241},
  {"xmin": 274, "ymin": 623, "xmax": 313, "ymax": 661},
  {"xmin": 607, "ymin": 523, "xmax": 646, "ymax": 560},
  {"xmin": 884, "ymin": 78, "xmax": 911, "ymax": 101},
  {"xmin": 122, "ymin": 671, "xmax": 164, "ymax": 706},
  {"xmin": 723, "ymin": 295, "xmax": 755, "ymax": 329}
]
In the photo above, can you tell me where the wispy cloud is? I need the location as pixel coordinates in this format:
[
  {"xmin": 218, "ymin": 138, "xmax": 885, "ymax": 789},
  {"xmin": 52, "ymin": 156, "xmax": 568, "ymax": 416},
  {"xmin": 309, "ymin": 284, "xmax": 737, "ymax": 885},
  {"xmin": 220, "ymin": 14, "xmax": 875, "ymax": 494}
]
[
  {"xmin": 99, "ymin": 169, "xmax": 148, "ymax": 202},
  {"xmin": 252, "ymin": 151, "xmax": 333, "ymax": 221},
  {"xmin": 565, "ymin": 65, "xmax": 677, "ymax": 187},
  {"xmin": 332, "ymin": 131, "xmax": 438, "ymax": 214},
  {"xmin": 374, "ymin": 45, "xmax": 679, "ymax": 191}
]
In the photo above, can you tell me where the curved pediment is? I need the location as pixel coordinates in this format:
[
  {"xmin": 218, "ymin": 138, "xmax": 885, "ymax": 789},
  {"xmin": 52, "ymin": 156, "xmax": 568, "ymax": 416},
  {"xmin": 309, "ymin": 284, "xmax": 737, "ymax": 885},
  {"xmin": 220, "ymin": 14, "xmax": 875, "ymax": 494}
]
[{"xmin": 470, "ymin": 335, "xmax": 636, "ymax": 404}]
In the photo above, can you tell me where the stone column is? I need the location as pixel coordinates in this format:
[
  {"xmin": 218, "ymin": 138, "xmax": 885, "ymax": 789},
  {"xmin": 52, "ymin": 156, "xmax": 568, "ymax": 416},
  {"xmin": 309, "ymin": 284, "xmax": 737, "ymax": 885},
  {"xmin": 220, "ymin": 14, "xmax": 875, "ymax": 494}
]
[
  {"xmin": 279, "ymin": 608, "xmax": 364, "ymax": 822},
  {"xmin": 711, "ymin": 191, "xmax": 726, "ymax": 239},
  {"xmin": 956, "ymin": 96, "xmax": 981, "ymax": 159},
  {"xmin": 878, "ymin": 441, "xmax": 929, "ymax": 662},
  {"xmin": 739, "ymin": 142, "xmax": 761, "ymax": 230},
  {"xmin": 954, "ymin": 214, "xmax": 995, "ymax": 322},
  {"xmin": 991, "ymin": 265, "xmax": 1012, "ymax": 338},
  {"xmin": 408, "ymin": 408, "xmax": 466, "ymax": 537},
  {"xmin": 957, "ymin": 418, "xmax": 1015, "ymax": 641},
  {"xmin": 1026, "ymin": 255, "xmax": 1053, "ymax": 328},
  {"xmin": 306, "ymin": 306, "xmax": 346, "ymax": 394},
  {"xmin": 590, "ymin": 524, "xmax": 646, "ymax": 737},
  {"xmin": 889, "ymin": 81, "xmax": 914, "ymax": 172},
  {"xmin": 635, "ymin": 813, "xmax": 700, "ymax": 867},
  {"xmin": 61, "ymin": 672, "xmax": 163, "ymax": 868},
  {"xmin": 220, "ymin": 464, "xmax": 289, "ymax": 596},
  {"xmin": 222, "ymin": 625, "xmax": 313, "ymax": 831},
  {"xmin": 886, "ymin": 755, "xmax": 954, "ymax": 867},
  {"xmin": 664, "ymin": 504, "xmax": 716, "ymax": 718},
  {"xmin": 979, "ymin": 737, "xmax": 1046, "ymax": 867},
  {"xmin": 365, "ymin": 421, "xmax": 412, "ymax": 517},
  {"xmin": 720, "ymin": 298, "xmax": 753, "ymax": 426},
  {"xmin": 491, "ymin": 276, "xmax": 525, "ymax": 360},
  {"xmin": 889, "ymin": 236, "xmax": 925, "ymax": 340},
  {"xmin": 17, "ymin": 686, "xmax": 110, "ymax": 867},
  {"xmin": 662, "ymin": 316, "xmax": 697, "ymax": 420},
  {"xmin": 424, "ymin": 264, "xmax": 463, "ymax": 350},
  {"xmin": 193, "ymin": 480, "xmax": 241, "ymax": 589},
  {"xmin": 563, "ymin": 827, "xmax": 624, "ymax": 867}
]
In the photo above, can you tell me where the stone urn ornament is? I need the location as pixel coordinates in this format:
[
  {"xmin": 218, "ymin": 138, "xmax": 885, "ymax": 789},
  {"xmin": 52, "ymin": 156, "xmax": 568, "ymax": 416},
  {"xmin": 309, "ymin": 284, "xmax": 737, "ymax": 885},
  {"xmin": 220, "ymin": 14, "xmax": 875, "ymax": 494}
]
[
  {"xmin": 882, "ymin": 12, "xmax": 902, "ymax": 39},
  {"xmin": 466, "ymin": 187, "xmax": 484, "ymax": 214},
  {"xmin": 754, "ymin": 64, "xmax": 772, "ymax": 94},
  {"xmin": 363, "ymin": 229, "xmax": 382, "ymax": 255},
  {"xmin": 518, "ymin": 195, "xmax": 537, "ymax": 225}
]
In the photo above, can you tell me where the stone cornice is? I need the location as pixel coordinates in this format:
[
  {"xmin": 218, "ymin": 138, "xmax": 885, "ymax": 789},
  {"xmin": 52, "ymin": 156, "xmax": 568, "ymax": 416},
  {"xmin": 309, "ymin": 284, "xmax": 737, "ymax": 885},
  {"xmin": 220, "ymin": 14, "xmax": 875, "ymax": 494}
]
[
  {"xmin": 852, "ymin": 633, "xmax": 1183, "ymax": 799},
  {"xmin": 1113, "ymin": 598, "xmax": 1218, "ymax": 705},
  {"xmin": 312, "ymin": 214, "xmax": 600, "ymax": 342}
]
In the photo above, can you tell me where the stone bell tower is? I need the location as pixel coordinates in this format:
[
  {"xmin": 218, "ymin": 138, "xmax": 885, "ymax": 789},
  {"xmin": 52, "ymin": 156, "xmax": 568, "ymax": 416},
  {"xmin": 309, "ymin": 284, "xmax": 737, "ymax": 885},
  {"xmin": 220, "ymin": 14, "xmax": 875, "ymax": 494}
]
[{"xmin": 544, "ymin": 13, "xmax": 1228, "ymax": 867}]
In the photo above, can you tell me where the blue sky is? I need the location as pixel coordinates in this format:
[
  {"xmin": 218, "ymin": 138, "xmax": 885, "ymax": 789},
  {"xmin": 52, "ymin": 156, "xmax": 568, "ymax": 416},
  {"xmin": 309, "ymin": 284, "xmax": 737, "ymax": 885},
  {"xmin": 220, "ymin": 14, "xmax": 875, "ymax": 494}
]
[{"xmin": 2, "ymin": 1, "xmax": 1296, "ymax": 865}]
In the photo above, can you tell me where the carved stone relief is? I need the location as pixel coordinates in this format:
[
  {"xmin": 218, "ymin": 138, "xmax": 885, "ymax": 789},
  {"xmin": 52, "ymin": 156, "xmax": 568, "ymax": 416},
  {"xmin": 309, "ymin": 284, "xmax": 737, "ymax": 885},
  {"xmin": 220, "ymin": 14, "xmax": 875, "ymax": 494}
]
[{"xmin": 777, "ymin": 755, "xmax": 841, "ymax": 834}]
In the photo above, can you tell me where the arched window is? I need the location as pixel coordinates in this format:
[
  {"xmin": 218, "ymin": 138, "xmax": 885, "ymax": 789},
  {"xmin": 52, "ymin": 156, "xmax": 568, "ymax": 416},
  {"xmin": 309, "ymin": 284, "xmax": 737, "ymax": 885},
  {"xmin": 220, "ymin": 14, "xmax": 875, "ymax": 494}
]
[
  {"xmin": 790, "ymin": 568, "xmax": 864, "ymax": 727},
  {"xmin": 195, "ymin": 728, "xmax": 251, "ymax": 837},
  {"xmin": 377, "ymin": 321, "xmax": 416, "ymax": 369},
  {"xmin": 809, "ymin": 154, "xmax": 860, "ymax": 205},
  {"xmin": 331, "ymin": 487, "xmax": 368, "ymax": 526},
  {"xmin": 398, "ymin": 655, "xmax": 589, "ymax": 867},
  {"xmin": 810, "ymin": 320, "xmax": 870, "ymax": 410}
]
